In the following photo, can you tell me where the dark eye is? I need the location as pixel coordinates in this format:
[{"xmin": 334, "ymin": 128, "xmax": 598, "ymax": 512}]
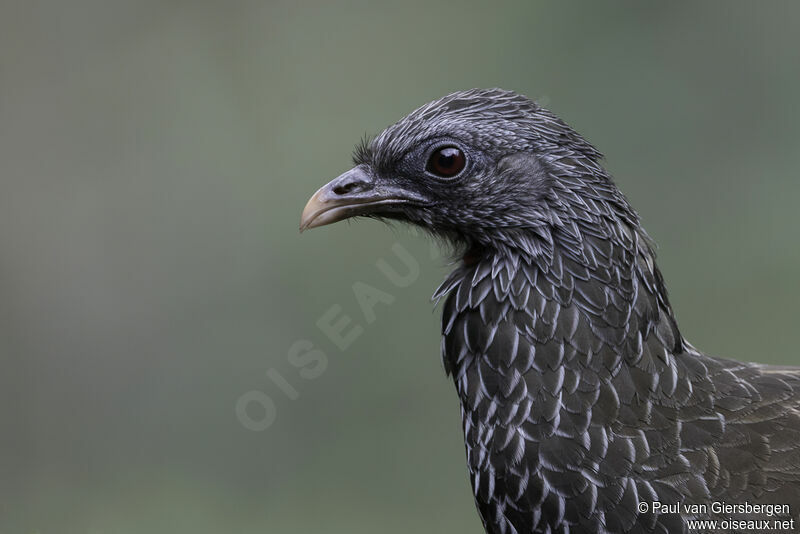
[{"xmin": 426, "ymin": 146, "xmax": 466, "ymax": 178}]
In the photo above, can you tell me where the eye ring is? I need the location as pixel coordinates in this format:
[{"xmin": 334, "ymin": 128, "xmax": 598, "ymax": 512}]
[{"xmin": 426, "ymin": 145, "xmax": 467, "ymax": 179}]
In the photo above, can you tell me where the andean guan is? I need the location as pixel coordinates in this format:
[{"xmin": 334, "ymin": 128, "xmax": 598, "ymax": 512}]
[{"xmin": 299, "ymin": 89, "xmax": 800, "ymax": 533}]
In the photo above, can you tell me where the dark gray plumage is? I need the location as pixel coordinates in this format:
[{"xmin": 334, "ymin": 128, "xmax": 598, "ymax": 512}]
[{"xmin": 300, "ymin": 88, "xmax": 800, "ymax": 533}]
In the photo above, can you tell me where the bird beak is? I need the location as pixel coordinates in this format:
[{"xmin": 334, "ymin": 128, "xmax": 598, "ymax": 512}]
[{"xmin": 300, "ymin": 166, "xmax": 426, "ymax": 232}]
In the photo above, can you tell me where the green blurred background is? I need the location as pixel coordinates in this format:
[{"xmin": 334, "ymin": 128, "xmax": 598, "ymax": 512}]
[{"xmin": 1, "ymin": 1, "xmax": 799, "ymax": 533}]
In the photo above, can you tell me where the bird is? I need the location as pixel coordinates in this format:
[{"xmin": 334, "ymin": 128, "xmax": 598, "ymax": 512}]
[{"xmin": 299, "ymin": 88, "xmax": 800, "ymax": 533}]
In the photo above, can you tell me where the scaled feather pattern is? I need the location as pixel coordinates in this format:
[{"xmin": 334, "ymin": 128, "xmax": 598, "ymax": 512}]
[{"xmin": 305, "ymin": 89, "xmax": 800, "ymax": 533}]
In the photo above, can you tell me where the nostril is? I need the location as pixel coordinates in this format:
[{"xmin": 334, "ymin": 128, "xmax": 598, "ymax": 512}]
[
  {"xmin": 331, "ymin": 171, "xmax": 372, "ymax": 196},
  {"xmin": 333, "ymin": 181, "xmax": 359, "ymax": 195},
  {"xmin": 327, "ymin": 167, "xmax": 374, "ymax": 197}
]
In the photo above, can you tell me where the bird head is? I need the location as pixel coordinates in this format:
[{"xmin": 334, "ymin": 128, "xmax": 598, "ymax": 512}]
[{"xmin": 300, "ymin": 88, "xmax": 639, "ymax": 261}]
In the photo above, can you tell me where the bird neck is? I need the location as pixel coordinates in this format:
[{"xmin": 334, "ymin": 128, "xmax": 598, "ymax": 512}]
[{"xmin": 438, "ymin": 218, "xmax": 685, "ymax": 378}]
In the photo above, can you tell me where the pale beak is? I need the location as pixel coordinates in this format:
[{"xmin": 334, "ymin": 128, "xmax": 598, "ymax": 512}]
[{"xmin": 300, "ymin": 166, "xmax": 426, "ymax": 232}]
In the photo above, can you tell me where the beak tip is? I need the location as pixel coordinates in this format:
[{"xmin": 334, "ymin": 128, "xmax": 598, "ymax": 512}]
[{"xmin": 299, "ymin": 203, "xmax": 318, "ymax": 234}]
